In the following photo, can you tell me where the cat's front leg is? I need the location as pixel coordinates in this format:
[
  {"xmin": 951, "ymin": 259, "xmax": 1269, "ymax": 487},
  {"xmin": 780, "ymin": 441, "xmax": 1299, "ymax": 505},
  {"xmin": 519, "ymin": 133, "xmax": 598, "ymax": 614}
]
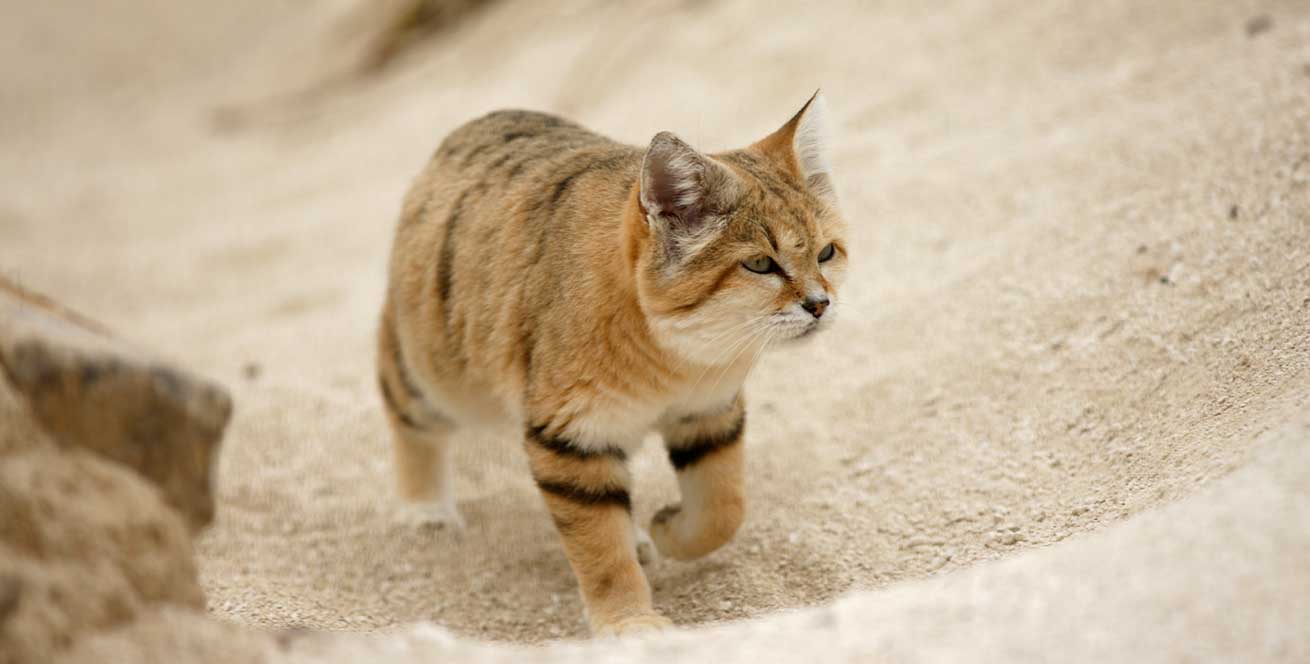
[
  {"xmin": 653, "ymin": 398, "xmax": 746, "ymax": 560},
  {"xmin": 524, "ymin": 426, "xmax": 672, "ymax": 636}
]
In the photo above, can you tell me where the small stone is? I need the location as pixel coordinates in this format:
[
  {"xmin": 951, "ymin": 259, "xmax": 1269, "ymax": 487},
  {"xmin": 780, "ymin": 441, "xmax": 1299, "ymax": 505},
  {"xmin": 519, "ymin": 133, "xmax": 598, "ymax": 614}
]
[
  {"xmin": 717, "ymin": 600, "xmax": 733, "ymax": 611},
  {"xmin": 1245, "ymin": 14, "xmax": 1273, "ymax": 37},
  {"xmin": 0, "ymin": 575, "xmax": 20, "ymax": 623}
]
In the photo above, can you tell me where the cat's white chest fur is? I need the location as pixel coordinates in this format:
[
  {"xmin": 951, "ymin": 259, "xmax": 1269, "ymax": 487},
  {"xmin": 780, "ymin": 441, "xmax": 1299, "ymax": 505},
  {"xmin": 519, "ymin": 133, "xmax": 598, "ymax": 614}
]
[
  {"xmin": 666, "ymin": 363, "xmax": 749, "ymax": 419},
  {"xmin": 563, "ymin": 362, "xmax": 749, "ymax": 453}
]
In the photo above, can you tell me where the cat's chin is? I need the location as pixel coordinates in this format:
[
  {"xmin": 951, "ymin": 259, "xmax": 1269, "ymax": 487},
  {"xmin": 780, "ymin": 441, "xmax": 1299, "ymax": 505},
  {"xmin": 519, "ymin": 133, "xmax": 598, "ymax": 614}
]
[{"xmin": 773, "ymin": 320, "xmax": 827, "ymax": 346}]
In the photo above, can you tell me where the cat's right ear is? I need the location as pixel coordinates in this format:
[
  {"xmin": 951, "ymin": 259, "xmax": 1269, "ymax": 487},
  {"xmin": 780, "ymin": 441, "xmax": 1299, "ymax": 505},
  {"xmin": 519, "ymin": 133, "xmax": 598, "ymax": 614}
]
[
  {"xmin": 754, "ymin": 91, "xmax": 838, "ymax": 206},
  {"xmin": 639, "ymin": 132, "xmax": 738, "ymax": 258}
]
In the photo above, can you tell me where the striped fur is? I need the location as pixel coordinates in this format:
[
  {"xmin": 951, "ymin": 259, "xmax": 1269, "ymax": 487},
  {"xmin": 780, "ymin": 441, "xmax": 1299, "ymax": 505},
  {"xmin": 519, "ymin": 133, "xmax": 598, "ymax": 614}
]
[
  {"xmin": 666, "ymin": 411, "xmax": 745, "ymax": 470},
  {"xmin": 377, "ymin": 94, "xmax": 847, "ymax": 636}
]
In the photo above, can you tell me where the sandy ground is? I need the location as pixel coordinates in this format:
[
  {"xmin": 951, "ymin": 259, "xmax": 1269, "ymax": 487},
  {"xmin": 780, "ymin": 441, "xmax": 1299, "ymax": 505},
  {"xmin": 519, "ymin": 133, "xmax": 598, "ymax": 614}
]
[{"xmin": 3, "ymin": 0, "xmax": 1309, "ymax": 650}]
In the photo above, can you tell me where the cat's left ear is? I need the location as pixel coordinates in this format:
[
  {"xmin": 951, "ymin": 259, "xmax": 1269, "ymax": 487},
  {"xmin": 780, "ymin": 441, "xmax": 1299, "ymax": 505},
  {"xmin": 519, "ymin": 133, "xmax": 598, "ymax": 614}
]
[{"xmin": 754, "ymin": 91, "xmax": 837, "ymax": 204}]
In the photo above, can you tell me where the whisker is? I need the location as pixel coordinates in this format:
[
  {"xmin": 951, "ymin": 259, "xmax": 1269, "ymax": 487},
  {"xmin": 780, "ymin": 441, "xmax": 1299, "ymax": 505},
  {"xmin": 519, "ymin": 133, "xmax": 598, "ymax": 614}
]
[
  {"xmin": 741, "ymin": 328, "xmax": 778, "ymax": 384},
  {"xmin": 688, "ymin": 326, "xmax": 762, "ymax": 393},
  {"xmin": 707, "ymin": 326, "xmax": 771, "ymax": 396},
  {"xmin": 672, "ymin": 314, "xmax": 770, "ymax": 375}
]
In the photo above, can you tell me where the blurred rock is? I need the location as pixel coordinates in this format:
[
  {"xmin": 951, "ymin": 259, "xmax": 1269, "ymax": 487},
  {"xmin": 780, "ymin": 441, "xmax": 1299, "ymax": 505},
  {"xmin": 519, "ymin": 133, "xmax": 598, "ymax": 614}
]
[
  {"xmin": 355, "ymin": 0, "xmax": 497, "ymax": 72},
  {"xmin": 0, "ymin": 449, "xmax": 204, "ymax": 664},
  {"xmin": 0, "ymin": 279, "xmax": 236, "ymax": 662},
  {"xmin": 0, "ymin": 279, "xmax": 232, "ymax": 531},
  {"xmin": 54, "ymin": 606, "xmax": 271, "ymax": 664},
  {"xmin": 1245, "ymin": 14, "xmax": 1273, "ymax": 37}
]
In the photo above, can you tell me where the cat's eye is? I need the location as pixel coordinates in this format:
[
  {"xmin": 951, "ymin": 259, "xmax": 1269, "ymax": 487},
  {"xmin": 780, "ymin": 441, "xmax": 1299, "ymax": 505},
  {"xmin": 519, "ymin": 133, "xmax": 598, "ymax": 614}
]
[
  {"xmin": 817, "ymin": 243, "xmax": 837, "ymax": 263},
  {"xmin": 742, "ymin": 255, "xmax": 778, "ymax": 274}
]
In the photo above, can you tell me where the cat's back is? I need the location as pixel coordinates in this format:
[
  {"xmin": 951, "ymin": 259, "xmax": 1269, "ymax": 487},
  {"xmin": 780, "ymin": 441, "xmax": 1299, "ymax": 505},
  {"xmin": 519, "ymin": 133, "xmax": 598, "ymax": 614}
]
[
  {"xmin": 426, "ymin": 109, "xmax": 626, "ymax": 197},
  {"xmin": 384, "ymin": 109, "xmax": 643, "ymax": 419},
  {"xmin": 397, "ymin": 110, "xmax": 640, "ymax": 241}
]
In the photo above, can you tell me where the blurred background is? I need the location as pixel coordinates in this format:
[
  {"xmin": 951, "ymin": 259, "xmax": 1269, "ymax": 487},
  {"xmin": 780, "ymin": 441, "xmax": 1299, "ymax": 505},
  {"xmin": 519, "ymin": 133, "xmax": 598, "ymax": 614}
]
[{"xmin": 1, "ymin": 0, "xmax": 1308, "ymax": 657}]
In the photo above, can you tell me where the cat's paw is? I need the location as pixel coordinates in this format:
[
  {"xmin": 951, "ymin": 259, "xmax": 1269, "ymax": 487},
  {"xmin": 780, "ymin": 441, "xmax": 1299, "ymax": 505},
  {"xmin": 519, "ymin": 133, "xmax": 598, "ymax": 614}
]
[
  {"xmin": 649, "ymin": 501, "xmax": 741, "ymax": 560},
  {"xmin": 593, "ymin": 612, "xmax": 673, "ymax": 638},
  {"xmin": 396, "ymin": 500, "xmax": 465, "ymax": 531},
  {"xmin": 634, "ymin": 526, "xmax": 658, "ymax": 566},
  {"xmin": 649, "ymin": 503, "xmax": 685, "ymax": 558}
]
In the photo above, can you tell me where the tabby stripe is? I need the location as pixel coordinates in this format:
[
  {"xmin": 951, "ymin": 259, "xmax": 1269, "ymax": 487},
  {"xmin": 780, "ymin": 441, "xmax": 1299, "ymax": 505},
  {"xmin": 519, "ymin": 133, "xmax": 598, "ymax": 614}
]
[
  {"xmin": 436, "ymin": 191, "xmax": 468, "ymax": 313},
  {"xmin": 462, "ymin": 143, "xmax": 489, "ymax": 165},
  {"xmin": 548, "ymin": 159, "xmax": 604, "ymax": 208},
  {"xmin": 669, "ymin": 261, "xmax": 739, "ymax": 314},
  {"xmin": 386, "ymin": 323, "xmax": 425, "ymax": 402},
  {"xmin": 535, "ymin": 479, "xmax": 632, "ymax": 511},
  {"xmin": 731, "ymin": 151, "xmax": 806, "ymax": 199},
  {"xmin": 527, "ymin": 426, "xmax": 626, "ymax": 460},
  {"xmin": 667, "ymin": 414, "xmax": 746, "ymax": 470},
  {"xmin": 542, "ymin": 153, "xmax": 633, "ymax": 212},
  {"xmin": 378, "ymin": 375, "xmax": 422, "ymax": 430},
  {"xmin": 551, "ymin": 170, "xmax": 581, "ymax": 204}
]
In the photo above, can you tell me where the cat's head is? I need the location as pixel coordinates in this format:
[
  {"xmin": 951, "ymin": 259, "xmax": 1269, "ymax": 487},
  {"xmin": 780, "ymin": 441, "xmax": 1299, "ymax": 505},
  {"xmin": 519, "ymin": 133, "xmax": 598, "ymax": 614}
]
[{"xmin": 631, "ymin": 93, "xmax": 848, "ymax": 366}]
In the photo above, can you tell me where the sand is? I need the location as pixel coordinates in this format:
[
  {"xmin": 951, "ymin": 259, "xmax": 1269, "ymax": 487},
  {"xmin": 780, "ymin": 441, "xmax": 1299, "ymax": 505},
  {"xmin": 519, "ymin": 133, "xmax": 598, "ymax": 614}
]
[{"xmin": 2, "ymin": 0, "xmax": 1308, "ymax": 656}]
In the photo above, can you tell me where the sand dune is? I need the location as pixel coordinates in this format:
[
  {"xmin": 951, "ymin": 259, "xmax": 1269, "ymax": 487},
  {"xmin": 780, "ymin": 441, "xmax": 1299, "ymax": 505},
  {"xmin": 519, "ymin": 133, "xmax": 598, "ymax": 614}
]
[{"xmin": 2, "ymin": 0, "xmax": 1308, "ymax": 659}]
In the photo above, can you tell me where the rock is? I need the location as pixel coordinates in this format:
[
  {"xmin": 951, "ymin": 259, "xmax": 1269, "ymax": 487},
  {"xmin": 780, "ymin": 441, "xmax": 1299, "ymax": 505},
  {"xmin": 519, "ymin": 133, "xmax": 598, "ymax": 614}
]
[
  {"xmin": 0, "ymin": 280, "xmax": 234, "ymax": 661},
  {"xmin": 0, "ymin": 574, "xmax": 19, "ymax": 623},
  {"xmin": 0, "ymin": 278, "xmax": 232, "ymax": 531},
  {"xmin": 54, "ymin": 606, "xmax": 271, "ymax": 664},
  {"xmin": 0, "ymin": 449, "xmax": 204, "ymax": 664}
]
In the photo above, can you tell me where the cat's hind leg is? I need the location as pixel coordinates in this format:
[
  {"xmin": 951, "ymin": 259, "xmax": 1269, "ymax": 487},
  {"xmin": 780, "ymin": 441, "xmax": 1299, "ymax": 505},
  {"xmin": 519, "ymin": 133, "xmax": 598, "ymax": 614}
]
[
  {"xmin": 389, "ymin": 417, "xmax": 463, "ymax": 529},
  {"xmin": 378, "ymin": 316, "xmax": 463, "ymax": 529}
]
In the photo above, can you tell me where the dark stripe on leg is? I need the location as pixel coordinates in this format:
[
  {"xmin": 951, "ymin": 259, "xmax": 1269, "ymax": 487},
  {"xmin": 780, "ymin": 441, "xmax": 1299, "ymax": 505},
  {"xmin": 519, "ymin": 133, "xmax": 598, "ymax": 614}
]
[
  {"xmin": 381, "ymin": 318, "xmax": 451, "ymax": 428},
  {"xmin": 378, "ymin": 375, "xmax": 423, "ymax": 430},
  {"xmin": 383, "ymin": 318, "xmax": 427, "ymax": 403},
  {"xmin": 535, "ymin": 479, "xmax": 632, "ymax": 511},
  {"xmin": 391, "ymin": 341, "xmax": 425, "ymax": 403},
  {"xmin": 667, "ymin": 414, "xmax": 745, "ymax": 470},
  {"xmin": 526, "ymin": 425, "xmax": 626, "ymax": 460}
]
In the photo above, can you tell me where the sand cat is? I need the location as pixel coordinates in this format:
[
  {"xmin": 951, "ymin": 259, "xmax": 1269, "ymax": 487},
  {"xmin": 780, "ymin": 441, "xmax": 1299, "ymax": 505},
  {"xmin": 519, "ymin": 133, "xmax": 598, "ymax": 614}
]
[{"xmin": 377, "ymin": 93, "xmax": 846, "ymax": 636}]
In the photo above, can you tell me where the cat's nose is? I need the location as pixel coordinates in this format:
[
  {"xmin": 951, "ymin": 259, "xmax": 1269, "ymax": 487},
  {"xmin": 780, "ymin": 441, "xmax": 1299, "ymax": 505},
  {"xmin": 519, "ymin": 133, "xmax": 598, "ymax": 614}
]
[{"xmin": 801, "ymin": 294, "xmax": 829, "ymax": 318}]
